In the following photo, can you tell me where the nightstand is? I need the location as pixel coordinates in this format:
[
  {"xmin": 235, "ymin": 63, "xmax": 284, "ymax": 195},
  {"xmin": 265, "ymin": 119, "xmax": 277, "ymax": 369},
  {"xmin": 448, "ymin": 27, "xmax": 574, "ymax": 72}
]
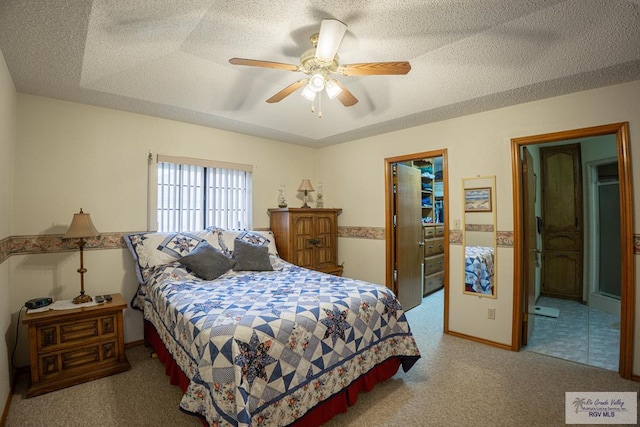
[{"xmin": 22, "ymin": 293, "xmax": 130, "ymax": 397}]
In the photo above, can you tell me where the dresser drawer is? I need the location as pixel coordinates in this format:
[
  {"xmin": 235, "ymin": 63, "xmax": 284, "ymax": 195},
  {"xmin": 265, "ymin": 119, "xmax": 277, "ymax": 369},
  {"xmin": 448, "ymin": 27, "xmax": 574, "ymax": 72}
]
[
  {"xmin": 424, "ymin": 271, "xmax": 444, "ymax": 296},
  {"xmin": 423, "ymin": 225, "xmax": 444, "ymax": 239},
  {"xmin": 424, "ymin": 238, "xmax": 444, "ymax": 257},
  {"xmin": 424, "ymin": 254, "xmax": 444, "ymax": 276}
]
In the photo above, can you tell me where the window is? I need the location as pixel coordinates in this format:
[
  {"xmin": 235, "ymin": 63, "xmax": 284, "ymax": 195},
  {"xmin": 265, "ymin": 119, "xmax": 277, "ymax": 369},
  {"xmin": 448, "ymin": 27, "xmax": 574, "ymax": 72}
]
[{"xmin": 155, "ymin": 155, "xmax": 252, "ymax": 232}]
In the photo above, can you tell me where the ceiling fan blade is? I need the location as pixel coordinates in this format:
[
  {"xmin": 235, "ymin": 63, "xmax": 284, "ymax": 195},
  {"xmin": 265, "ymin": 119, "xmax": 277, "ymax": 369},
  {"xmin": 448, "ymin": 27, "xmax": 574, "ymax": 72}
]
[
  {"xmin": 229, "ymin": 58, "xmax": 299, "ymax": 72},
  {"xmin": 315, "ymin": 19, "xmax": 347, "ymax": 62},
  {"xmin": 337, "ymin": 61, "xmax": 412, "ymax": 76},
  {"xmin": 266, "ymin": 79, "xmax": 309, "ymax": 103},
  {"xmin": 333, "ymin": 80, "xmax": 358, "ymax": 107}
]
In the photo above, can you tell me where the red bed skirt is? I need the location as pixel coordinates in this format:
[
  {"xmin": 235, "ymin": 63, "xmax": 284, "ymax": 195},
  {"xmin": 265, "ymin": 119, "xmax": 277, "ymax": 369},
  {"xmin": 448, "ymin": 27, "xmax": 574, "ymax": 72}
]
[{"xmin": 144, "ymin": 321, "xmax": 402, "ymax": 426}]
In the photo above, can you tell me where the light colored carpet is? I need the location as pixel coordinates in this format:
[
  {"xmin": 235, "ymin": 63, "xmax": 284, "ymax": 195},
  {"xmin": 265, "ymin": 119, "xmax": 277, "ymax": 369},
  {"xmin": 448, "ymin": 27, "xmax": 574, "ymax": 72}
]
[{"xmin": 5, "ymin": 290, "xmax": 639, "ymax": 426}]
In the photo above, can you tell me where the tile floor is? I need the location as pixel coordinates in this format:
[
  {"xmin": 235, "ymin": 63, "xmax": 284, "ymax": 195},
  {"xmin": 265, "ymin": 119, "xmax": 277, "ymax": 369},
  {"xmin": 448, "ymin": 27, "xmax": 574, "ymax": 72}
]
[{"xmin": 524, "ymin": 296, "xmax": 620, "ymax": 371}]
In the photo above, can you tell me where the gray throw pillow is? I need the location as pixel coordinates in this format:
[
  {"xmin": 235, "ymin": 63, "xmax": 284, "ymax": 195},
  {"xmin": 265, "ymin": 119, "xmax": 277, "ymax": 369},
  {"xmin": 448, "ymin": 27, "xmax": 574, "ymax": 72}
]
[
  {"xmin": 178, "ymin": 241, "xmax": 234, "ymax": 280},
  {"xmin": 233, "ymin": 238, "xmax": 273, "ymax": 271}
]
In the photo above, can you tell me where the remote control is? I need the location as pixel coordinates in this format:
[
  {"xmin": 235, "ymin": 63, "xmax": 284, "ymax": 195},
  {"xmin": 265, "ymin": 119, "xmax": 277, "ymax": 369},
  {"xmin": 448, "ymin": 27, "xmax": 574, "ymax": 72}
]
[
  {"xmin": 94, "ymin": 295, "xmax": 105, "ymax": 303},
  {"xmin": 104, "ymin": 294, "xmax": 112, "ymax": 301}
]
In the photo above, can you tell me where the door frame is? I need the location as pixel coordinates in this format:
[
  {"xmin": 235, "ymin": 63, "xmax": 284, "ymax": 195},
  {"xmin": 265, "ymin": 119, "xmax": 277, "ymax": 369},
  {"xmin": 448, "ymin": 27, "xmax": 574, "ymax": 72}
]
[
  {"xmin": 510, "ymin": 122, "xmax": 634, "ymax": 379},
  {"xmin": 385, "ymin": 149, "xmax": 449, "ymax": 331}
]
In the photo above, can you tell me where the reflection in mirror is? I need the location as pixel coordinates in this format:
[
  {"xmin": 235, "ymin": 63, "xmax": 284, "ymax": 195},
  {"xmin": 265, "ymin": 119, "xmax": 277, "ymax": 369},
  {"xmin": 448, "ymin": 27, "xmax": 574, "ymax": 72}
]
[{"xmin": 463, "ymin": 176, "xmax": 497, "ymax": 298}]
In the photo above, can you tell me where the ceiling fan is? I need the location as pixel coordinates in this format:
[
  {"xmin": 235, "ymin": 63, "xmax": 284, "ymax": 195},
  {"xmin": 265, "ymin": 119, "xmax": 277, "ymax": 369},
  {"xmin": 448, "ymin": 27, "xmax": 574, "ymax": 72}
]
[{"xmin": 229, "ymin": 19, "xmax": 411, "ymax": 110}]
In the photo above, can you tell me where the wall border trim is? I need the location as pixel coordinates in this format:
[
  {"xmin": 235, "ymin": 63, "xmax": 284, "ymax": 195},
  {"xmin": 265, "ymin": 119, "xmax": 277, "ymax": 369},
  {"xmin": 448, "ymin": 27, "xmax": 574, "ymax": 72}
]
[{"xmin": 1, "ymin": 230, "xmax": 638, "ymax": 263}]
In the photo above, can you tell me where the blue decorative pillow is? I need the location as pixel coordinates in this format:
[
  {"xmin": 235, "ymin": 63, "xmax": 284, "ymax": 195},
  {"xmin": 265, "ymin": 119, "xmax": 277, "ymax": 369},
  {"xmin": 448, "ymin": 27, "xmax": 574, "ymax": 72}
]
[
  {"xmin": 232, "ymin": 238, "xmax": 273, "ymax": 271},
  {"xmin": 178, "ymin": 241, "xmax": 235, "ymax": 280}
]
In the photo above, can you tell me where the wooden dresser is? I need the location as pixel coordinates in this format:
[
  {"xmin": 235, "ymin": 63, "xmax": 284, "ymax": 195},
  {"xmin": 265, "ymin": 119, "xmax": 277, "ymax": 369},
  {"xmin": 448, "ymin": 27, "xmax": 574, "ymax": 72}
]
[
  {"xmin": 423, "ymin": 224, "xmax": 445, "ymax": 296},
  {"xmin": 268, "ymin": 208, "xmax": 343, "ymax": 276},
  {"xmin": 22, "ymin": 293, "xmax": 130, "ymax": 397}
]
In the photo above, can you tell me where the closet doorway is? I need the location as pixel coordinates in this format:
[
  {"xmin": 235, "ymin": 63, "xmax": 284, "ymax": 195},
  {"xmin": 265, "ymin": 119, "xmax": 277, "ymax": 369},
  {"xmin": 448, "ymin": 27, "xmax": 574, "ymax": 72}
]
[
  {"xmin": 384, "ymin": 150, "xmax": 449, "ymax": 330},
  {"xmin": 511, "ymin": 123, "xmax": 634, "ymax": 379}
]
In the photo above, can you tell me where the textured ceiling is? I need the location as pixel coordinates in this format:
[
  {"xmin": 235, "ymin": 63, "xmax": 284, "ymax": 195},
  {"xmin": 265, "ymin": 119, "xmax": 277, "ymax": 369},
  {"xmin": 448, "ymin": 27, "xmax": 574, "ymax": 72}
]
[{"xmin": 1, "ymin": 0, "xmax": 639, "ymax": 148}]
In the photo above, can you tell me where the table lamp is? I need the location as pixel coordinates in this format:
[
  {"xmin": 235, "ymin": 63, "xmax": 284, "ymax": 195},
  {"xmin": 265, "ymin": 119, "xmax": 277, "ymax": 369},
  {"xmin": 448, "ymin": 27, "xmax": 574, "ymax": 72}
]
[
  {"xmin": 64, "ymin": 208, "xmax": 100, "ymax": 304},
  {"xmin": 297, "ymin": 179, "xmax": 315, "ymax": 208}
]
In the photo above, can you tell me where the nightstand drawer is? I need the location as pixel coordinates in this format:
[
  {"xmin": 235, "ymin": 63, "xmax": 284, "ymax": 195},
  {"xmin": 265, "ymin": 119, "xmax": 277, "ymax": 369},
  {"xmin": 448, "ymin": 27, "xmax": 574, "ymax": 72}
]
[
  {"xmin": 38, "ymin": 314, "xmax": 117, "ymax": 351},
  {"xmin": 39, "ymin": 340, "xmax": 119, "ymax": 380}
]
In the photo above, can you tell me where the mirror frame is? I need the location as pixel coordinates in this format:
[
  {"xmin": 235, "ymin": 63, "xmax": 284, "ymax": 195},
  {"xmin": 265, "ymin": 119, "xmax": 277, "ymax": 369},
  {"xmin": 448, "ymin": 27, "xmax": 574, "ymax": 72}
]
[{"xmin": 462, "ymin": 175, "xmax": 497, "ymax": 298}]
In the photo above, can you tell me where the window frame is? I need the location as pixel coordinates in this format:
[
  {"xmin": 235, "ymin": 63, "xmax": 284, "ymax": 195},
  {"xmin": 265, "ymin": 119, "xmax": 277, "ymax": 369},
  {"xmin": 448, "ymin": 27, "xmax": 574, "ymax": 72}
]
[{"xmin": 149, "ymin": 154, "xmax": 253, "ymax": 232}]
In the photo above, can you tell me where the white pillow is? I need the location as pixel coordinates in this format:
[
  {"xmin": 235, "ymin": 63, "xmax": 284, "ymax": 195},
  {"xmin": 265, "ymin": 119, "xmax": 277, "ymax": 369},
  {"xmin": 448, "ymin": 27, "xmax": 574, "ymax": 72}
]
[
  {"xmin": 207, "ymin": 228, "xmax": 279, "ymax": 257},
  {"xmin": 124, "ymin": 230, "xmax": 219, "ymax": 284}
]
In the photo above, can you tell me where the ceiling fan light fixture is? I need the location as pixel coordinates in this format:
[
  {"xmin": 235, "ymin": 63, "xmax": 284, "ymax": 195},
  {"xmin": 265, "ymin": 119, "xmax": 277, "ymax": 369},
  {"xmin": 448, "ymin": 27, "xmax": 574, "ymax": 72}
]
[
  {"xmin": 308, "ymin": 73, "xmax": 325, "ymax": 92},
  {"xmin": 301, "ymin": 85, "xmax": 317, "ymax": 101},
  {"xmin": 315, "ymin": 19, "xmax": 347, "ymax": 62},
  {"xmin": 325, "ymin": 79, "xmax": 342, "ymax": 99}
]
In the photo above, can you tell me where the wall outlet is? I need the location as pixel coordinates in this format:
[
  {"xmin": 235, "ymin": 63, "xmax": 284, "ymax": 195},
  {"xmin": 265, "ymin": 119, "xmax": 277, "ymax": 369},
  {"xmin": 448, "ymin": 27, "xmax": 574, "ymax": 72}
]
[
  {"xmin": 454, "ymin": 219, "xmax": 461, "ymax": 229},
  {"xmin": 488, "ymin": 308, "xmax": 496, "ymax": 320}
]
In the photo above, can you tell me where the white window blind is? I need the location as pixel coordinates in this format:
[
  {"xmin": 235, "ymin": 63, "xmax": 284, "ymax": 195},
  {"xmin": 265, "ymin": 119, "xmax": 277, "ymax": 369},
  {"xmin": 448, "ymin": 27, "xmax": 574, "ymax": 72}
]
[{"xmin": 156, "ymin": 155, "xmax": 252, "ymax": 232}]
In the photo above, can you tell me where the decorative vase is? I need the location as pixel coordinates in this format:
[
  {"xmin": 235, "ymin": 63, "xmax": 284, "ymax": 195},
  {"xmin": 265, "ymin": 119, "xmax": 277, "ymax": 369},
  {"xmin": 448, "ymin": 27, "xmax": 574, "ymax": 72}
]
[
  {"xmin": 278, "ymin": 185, "xmax": 287, "ymax": 208},
  {"xmin": 316, "ymin": 182, "xmax": 324, "ymax": 208}
]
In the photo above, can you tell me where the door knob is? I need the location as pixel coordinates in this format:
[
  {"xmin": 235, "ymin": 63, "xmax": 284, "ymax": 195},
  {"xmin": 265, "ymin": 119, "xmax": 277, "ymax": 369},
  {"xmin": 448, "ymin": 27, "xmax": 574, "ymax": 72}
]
[{"xmin": 418, "ymin": 241, "xmax": 425, "ymax": 246}]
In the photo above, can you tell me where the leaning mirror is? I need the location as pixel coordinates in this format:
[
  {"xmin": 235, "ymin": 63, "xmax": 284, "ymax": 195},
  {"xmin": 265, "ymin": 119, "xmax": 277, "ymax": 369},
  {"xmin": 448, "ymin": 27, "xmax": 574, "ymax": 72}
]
[{"xmin": 462, "ymin": 175, "xmax": 497, "ymax": 298}]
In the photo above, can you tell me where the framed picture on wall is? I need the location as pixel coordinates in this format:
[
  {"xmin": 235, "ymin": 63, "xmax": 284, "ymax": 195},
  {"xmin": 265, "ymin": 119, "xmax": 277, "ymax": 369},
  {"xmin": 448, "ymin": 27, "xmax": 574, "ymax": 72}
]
[{"xmin": 464, "ymin": 187, "xmax": 492, "ymax": 212}]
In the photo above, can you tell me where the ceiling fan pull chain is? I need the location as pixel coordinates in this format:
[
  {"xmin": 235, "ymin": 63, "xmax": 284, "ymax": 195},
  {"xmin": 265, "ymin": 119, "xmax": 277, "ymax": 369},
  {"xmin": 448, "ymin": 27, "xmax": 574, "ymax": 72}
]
[{"xmin": 318, "ymin": 93, "xmax": 322, "ymax": 118}]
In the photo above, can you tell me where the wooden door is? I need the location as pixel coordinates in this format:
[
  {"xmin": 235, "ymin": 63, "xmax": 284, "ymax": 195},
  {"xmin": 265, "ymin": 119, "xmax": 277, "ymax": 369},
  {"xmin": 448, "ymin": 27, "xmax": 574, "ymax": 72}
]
[
  {"xmin": 395, "ymin": 164, "xmax": 423, "ymax": 310},
  {"xmin": 314, "ymin": 213, "xmax": 337, "ymax": 271},
  {"xmin": 522, "ymin": 148, "xmax": 536, "ymax": 345},
  {"xmin": 292, "ymin": 214, "xmax": 315, "ymax": 269},
  {"xmin": 540, "ymin": 144, "xmax": 583, "ymax": 301}
]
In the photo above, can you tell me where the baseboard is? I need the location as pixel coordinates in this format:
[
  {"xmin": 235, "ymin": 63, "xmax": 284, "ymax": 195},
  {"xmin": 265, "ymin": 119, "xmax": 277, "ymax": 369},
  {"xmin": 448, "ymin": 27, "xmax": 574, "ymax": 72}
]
[
  {"xmin": 631, "ymin": 373, "xmax": 640, "ymax": 383},
  {"xmin": 125, "ymin": 339, "xmax": 145, "ymax": 349},
  {"xmin": 1, "ymin": 366, "xmax": 26, "ymax": 427},
  {"xmin": 1, "ymin": 389, "xmax": 10, "ymax": 427},
  {"xmin": 445, "ymin": 330, "xmax": 513, "ymax": 351}
]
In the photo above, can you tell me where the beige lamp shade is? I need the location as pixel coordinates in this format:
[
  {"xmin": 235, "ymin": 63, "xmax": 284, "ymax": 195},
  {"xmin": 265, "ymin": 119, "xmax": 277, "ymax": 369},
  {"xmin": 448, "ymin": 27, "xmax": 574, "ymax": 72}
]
[
  {"xmin": 64, "ymin": 209, "xmax": 99, "ymax": 239},
  {"xmin": 297, "ymin": 179, "xmax": 315, "ymax": 193},
  {"xmin": 297, "ymin": 180, "xmax": 315, "ymax": 208}
]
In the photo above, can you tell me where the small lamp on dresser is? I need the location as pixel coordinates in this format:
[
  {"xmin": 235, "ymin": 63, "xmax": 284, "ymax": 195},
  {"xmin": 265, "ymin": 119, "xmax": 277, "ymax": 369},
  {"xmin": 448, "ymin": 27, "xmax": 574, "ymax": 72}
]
[
  {"xmin": 64, "ymin": 208, "xmax": 100, "ymax": 304},
  {"xmin": 297, "ymin": 179, "xmax": 315, "ymax": 208}
]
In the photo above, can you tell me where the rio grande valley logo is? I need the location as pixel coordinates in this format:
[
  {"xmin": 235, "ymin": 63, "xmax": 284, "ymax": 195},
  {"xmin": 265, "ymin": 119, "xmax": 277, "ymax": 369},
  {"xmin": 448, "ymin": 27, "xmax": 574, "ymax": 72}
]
[{"xmin": 566, "ymin": 392, "xmax": 637, "ymax": 424}]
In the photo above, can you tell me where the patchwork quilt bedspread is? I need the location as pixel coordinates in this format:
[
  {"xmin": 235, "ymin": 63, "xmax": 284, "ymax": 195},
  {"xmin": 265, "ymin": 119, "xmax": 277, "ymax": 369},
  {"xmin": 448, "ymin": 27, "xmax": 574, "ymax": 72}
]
[
  {"xmin": 141, "ymin": 258, "xmax": 420, "ymax": 426},
  {"xmin": 465, "ymin": 245, "xmax": 495, "ymax": 294}
]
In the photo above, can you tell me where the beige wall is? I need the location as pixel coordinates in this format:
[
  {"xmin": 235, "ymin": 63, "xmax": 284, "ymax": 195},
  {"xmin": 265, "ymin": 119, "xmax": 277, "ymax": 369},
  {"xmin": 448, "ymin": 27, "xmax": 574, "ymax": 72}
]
[
  {"xmin": 317, "ymin": 80, "xmax": 640, "ymax": 373},
  {"xmin": 12, "ymin": 95, "xmax": 316, "ymax": 234},
  {"xmin": 9, "ymin": 94, "xmax": 316, "ymax": 365},
  {"xmin": 0, "ymin": 49, "xmax": 16, "ymax": 416}
]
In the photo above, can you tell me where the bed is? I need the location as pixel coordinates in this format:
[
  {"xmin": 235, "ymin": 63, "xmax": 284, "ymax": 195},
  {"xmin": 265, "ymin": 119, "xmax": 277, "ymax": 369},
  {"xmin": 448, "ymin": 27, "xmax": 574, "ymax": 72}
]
[
  {"xmin": 464, "ymin": 246, "xmax": 495, "ymax": 295},
  {"xmin": 125, "ymin": 228, "xmax": 421, "ymax": 426}
]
